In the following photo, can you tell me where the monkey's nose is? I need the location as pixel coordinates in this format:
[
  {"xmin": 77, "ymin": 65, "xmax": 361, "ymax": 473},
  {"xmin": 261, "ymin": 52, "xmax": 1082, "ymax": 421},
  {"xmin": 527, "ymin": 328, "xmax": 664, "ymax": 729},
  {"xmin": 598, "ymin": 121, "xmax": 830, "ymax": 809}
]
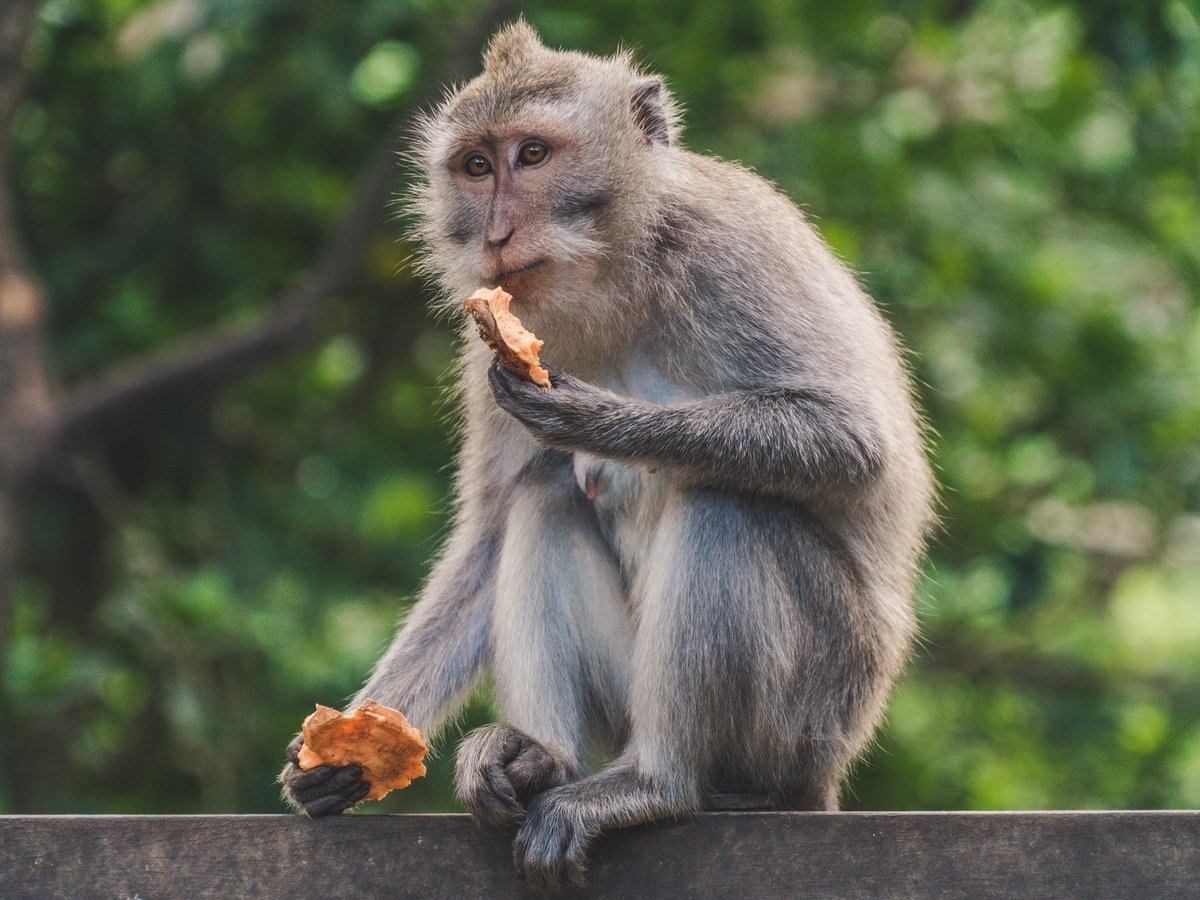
[{"xmin": 486, "ymin": 226, "xmax": 515, "ymax": 249}]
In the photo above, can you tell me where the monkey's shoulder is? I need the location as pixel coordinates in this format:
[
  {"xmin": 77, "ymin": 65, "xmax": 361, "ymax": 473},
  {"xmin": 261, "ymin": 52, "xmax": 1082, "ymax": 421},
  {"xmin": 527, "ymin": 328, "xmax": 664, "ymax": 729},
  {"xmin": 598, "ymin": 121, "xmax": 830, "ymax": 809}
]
[{"xmin": 671, "ymin": 150, "xmax": 810, "ymax": 228}]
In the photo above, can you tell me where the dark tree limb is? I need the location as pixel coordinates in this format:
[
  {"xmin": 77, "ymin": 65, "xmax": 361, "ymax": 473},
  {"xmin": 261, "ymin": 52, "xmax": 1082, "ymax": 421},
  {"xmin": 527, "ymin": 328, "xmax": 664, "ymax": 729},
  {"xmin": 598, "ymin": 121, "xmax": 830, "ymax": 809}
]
[
  {"xmin": 0, "ymin": 0, "xmax": 522, "ymax": 561},
  {"xmin": 50, "ymin": 141, "xmax": 399, "ymax": 446}
]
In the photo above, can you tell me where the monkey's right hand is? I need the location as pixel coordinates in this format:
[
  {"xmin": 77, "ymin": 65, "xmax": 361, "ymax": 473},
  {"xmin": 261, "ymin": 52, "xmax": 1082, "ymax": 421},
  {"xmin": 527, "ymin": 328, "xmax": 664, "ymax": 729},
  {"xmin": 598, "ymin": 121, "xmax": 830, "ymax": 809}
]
[
  {"xmin": 278, "ymin": 734, "xmax": 370, "ymax": 817},
  {"xmin": 455, "ymin": 724, "xmax": 573, "ymax": 828}
]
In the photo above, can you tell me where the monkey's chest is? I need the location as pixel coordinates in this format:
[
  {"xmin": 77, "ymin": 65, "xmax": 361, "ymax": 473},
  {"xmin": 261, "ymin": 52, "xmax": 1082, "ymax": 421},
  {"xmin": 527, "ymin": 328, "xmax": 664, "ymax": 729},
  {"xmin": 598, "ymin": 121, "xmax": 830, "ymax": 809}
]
[{"xmin": 568, "ymin": 357, "xmax": 682, "ymax": 572}]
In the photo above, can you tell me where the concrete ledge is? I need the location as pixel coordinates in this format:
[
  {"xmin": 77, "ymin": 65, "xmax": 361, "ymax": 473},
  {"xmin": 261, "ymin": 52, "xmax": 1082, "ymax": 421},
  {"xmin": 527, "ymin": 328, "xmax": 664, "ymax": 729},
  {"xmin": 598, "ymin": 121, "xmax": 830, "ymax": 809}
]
[{"xmin": 2, "ymin": 811, "xmax": 1198, "ymax": 898}]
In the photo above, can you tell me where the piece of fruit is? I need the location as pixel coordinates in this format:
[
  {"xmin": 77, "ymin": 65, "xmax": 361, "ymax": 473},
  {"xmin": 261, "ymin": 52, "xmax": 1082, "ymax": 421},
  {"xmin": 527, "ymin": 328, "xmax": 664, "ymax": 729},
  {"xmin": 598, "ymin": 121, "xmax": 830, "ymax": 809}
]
[
  {"xmin": 463, "ymin": 286, "xmax": 552, "ymax": 388},
  {"xmin": 297, "ymin": 699, "xmax": 428, "ymax": 802}
]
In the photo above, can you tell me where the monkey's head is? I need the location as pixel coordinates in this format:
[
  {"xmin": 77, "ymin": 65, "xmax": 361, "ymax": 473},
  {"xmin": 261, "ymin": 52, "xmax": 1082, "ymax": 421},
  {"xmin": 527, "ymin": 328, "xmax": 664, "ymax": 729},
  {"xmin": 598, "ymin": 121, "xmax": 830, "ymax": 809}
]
[{"xmin": 413, "ymin": 20, "xmax": 680, "ymax": 337}]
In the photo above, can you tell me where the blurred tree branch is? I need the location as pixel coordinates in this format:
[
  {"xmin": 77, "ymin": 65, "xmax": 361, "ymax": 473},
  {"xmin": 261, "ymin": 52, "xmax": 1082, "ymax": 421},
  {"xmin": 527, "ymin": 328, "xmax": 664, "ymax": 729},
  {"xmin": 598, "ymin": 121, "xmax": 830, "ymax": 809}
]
[
  {"xmin": 0, "ymin": 0, "xmax": 55, "ymax": 637},
  {"xmin": 47, "ymin": 0, "xmax": 522, "ymax": 448},
  {"xmin": 51, "ymin": 141, "xmax": 398, "ymax": 444},
  {"xmin": 0, "ymin": 0, "xmax": 521, "ymax": 527}
]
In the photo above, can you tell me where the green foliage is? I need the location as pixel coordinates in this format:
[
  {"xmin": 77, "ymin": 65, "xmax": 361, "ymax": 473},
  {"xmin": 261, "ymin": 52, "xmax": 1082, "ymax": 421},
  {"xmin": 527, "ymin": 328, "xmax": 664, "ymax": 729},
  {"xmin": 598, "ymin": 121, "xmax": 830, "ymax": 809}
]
[{"xmin": 4, "ymin": 0, "xmax": 1198, "ymax": 813}]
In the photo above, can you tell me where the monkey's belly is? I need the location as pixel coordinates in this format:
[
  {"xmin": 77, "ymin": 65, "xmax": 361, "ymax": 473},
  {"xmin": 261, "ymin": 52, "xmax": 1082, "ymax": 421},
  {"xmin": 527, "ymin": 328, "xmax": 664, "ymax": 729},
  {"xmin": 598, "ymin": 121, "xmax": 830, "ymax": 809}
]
[{"xmin": 572, "ymin": 452, "xmax": 664, "ymax": 578}]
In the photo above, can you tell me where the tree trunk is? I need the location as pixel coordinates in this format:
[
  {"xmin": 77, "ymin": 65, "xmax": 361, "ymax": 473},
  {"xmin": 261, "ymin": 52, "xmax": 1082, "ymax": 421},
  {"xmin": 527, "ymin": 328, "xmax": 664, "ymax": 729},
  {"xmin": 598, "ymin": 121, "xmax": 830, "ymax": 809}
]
[{"xmin": 0, "ymin": 0, "xmax": 55, "ymax": 811}]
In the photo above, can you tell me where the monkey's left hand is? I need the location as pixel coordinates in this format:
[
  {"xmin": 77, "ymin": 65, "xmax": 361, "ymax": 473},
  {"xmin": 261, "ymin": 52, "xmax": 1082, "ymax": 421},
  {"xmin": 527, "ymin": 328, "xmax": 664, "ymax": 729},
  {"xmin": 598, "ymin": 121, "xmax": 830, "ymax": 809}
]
[{"xmin": 488, "ymin": 362, "xmax": 612, "ymax": 449}]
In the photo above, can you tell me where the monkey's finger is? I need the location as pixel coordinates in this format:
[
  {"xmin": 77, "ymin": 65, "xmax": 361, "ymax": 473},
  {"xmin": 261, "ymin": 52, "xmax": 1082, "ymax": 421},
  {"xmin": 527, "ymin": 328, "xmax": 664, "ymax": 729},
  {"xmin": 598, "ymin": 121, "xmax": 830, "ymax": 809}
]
[
  {"xmin": 487, "ymin": 361, "xmax": 517, "ymax": 398},
  {"xmin": 288, "ymin": 763, "xmax": 362, "ymax": 801},
  {"xmin": 286, "ymin": 764, "xmax": 338, "ymax": 792},
  {"xmin": 292, "ymin": 777, "xmax": 364, "ymax": 809},
  {"xmin": 324, "ymin": 781, "xmax": 371, "ymax": 816},
  {"xmin": 500, "ymin": 731, "xmax": 524, "ymax": 763},
  {"xmin": 466, "ymin": 764, "xmax": 523, "ymax": 828},
  {"xmin": 304, "ymin": 781, "xmax": 371, "ymax": 817},
  {"xmin": 285, "ymin": 735, "xmax": 304, "ymax": 765},
  {"xmin": 490, "ymin": 360, "xmax": 543, "ymax": 397},
  {"xmin": 488, "ymin": 366, "xmax": 553, "ymax": 432},
  {"xmin": 328, "ymin": 787, "xmax": 369, "ymax": 820},
  {"xmin": 292, "ymin": 765, "xmax": 363, "ymax": 803},
  {"xmin": 546, "ymin": 370, "xmax": 580, "ymax": 392}
]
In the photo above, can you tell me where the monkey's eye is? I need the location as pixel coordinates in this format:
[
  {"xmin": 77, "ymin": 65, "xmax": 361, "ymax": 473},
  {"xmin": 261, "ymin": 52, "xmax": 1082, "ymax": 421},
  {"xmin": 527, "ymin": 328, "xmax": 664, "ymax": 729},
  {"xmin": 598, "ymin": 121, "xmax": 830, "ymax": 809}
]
[
  {"xmin": 517, "ymin": 141, "xmax": 550, "ymax": 167},
  {"xmin": 463, "ymin": 154, "xmax": 493, "ymax": 177}
]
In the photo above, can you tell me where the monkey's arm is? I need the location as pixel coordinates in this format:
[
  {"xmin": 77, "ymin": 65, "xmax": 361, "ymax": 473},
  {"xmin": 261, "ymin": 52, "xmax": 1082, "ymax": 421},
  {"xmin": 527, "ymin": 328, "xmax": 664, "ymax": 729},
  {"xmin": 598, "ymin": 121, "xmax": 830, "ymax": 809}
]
[
  {"xmin": 280, "ymin": 364, "xmax": 522, "ymax": 817},
  {"xmin": 331, "ymin": 362, "xmax": 522, "ymax": 733},
  {"xmin": 279, "ymin": 514, "xmax": 500, "ymax": 816},
  {"xmin": 349, "ymin": 516, "xmax": 500, "ymax": 732},
  {"xmin": 488, "ymin": 365, "xmax": 883, "ymax": 496}
]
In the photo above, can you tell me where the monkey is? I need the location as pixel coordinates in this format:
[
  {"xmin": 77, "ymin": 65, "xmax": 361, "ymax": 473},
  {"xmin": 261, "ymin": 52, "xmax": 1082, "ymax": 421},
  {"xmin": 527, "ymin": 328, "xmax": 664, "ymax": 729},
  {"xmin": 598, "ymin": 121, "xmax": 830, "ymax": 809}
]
[{"xmin": 279, "ymin": 20, "xmax": 935, "ymax": 893}]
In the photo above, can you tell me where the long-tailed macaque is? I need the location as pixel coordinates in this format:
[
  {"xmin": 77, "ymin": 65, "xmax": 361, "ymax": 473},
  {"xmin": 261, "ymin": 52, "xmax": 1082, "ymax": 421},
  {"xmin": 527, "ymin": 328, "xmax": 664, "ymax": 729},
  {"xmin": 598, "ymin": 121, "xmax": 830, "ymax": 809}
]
[{"xmin": 280, "ymin": 21, "xmax": 935, "ymax": 892}]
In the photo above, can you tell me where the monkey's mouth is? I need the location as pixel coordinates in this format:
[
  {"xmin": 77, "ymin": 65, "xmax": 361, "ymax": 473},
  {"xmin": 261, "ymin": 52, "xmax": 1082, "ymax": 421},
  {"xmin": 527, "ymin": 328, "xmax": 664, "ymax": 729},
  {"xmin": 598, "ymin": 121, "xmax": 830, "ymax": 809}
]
[{"xmin": 492, "ymin": 259, "xmax": 548, "ymax": 282}]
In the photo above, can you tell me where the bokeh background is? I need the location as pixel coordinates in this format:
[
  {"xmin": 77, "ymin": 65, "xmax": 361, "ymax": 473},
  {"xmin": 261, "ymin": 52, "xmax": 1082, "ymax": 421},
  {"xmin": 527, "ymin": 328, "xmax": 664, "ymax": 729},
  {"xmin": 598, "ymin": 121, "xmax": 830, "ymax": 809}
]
[{"xmin": 1, "ymin": 0, "xmax": 1198, "ymax": 815}]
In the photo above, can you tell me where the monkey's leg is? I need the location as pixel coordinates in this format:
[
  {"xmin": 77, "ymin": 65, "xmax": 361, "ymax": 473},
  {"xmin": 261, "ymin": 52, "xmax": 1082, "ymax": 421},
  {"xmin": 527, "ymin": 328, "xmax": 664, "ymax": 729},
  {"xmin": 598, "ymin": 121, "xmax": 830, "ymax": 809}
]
[
  {"xmin": 513, "ymin": 486, "xmax": 907, "ymax": 891},
  {"xmin": 456, "ymin": 452, "xmax": 631, "ymax": 829}
]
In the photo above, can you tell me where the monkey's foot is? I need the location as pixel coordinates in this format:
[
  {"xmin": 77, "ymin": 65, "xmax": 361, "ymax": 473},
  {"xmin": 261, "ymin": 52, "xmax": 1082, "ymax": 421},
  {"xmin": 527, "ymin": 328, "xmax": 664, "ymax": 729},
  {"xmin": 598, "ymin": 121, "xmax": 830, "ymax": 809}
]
[
  {"xmin": 456, "ymin": 724, "xmax": 574, "ymax": 828},
  {"xmin": 512, "ymin": 787, "xmax": 595, "ymax": 894},
  {"xmin": 279, "ymin": 734, "xmax": 369, "ymax": 817}
]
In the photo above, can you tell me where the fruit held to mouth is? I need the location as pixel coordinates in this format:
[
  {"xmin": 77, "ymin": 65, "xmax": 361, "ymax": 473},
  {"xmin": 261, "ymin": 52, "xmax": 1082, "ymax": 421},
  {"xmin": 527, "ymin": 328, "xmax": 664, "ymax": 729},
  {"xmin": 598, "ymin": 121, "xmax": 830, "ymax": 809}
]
[
  {"xmin": 463, "ymin": 286, "xmax": 552, "ymax": 388},
  {"xmin": 297, "ymin": 699, "xmax": 428, "ymax": 802}
]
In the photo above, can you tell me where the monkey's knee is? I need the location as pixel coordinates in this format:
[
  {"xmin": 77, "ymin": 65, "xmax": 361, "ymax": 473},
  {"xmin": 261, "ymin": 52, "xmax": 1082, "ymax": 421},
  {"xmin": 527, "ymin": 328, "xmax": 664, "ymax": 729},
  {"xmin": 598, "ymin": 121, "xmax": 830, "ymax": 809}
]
[{"xmin": 455, "ymin": 724, "xmax": 575, "ymax": 828}]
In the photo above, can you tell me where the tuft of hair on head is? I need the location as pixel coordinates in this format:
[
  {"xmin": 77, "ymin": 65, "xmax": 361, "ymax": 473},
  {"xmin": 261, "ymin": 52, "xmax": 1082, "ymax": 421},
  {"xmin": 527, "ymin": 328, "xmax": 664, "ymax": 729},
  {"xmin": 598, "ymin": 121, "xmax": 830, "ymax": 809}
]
[{"xmin": 482, "ymin": 17, "xmax": 544, "ymax": 71}]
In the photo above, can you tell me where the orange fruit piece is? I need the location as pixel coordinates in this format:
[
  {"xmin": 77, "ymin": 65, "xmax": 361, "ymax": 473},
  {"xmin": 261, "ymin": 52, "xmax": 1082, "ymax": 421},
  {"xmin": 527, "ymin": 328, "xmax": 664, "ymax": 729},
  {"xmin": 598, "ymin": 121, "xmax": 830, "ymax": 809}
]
[
  {"xmin": 463, "ymin": 286, "xmax": 552, "ymax": 388},
  {"xmin": 297, "ymin": 699, "xmax": 428, "ymax": 802}
]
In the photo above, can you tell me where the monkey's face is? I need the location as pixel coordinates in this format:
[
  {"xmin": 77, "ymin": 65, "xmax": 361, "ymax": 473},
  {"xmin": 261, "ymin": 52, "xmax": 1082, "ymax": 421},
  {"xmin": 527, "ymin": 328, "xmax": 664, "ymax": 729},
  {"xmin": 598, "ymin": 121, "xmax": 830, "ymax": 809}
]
[
  {"xmin": 419, "ymin": 100, "xmax": 627, "ymax": 320},
  {"xmin": 440, "ymin": 120, "xmax": 608, "ymax": 307},
  {"xmin": 413, "ymin": 24, "xmax": 677, "ymax": 336}
]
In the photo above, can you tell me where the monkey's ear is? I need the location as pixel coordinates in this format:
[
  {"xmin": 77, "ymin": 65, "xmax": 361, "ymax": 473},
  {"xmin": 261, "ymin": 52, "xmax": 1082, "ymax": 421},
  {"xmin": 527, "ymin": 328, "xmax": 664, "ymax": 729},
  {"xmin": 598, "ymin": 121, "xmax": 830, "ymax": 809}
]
[
  {"xmin": 484, "ymin": 18, "xmax": 544, "ymax": 70},
  {"xmin": 631, "ymin": 78, "xmax": 671, "ymax": 147}
]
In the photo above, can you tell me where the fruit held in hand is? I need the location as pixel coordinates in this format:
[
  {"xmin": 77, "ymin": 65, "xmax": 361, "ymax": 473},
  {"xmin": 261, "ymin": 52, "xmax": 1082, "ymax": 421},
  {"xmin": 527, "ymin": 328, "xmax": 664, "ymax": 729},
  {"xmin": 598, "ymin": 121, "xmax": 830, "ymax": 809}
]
[
  {"xmin": 297, "ymin": 699, "xmax": 428, "ymax": 801},
  {"xmin": 464, "ymin": 286, "xmax": 552, "ymax": 388}
]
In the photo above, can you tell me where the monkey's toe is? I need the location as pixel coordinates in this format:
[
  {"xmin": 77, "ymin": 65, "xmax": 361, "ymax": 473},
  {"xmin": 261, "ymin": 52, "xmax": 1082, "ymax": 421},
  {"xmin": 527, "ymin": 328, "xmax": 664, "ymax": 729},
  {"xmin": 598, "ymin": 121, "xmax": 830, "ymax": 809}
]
[
  {"xmin": 462, "ymin": 762, "xmax": 525, "ymax": 827},
  {"xmin": 457, "ymin": 724, "xmax": 579, "ymax": 829},
  {"xmin": 513, "ymin": 791, "xmax": 591, "ymax": 894}
]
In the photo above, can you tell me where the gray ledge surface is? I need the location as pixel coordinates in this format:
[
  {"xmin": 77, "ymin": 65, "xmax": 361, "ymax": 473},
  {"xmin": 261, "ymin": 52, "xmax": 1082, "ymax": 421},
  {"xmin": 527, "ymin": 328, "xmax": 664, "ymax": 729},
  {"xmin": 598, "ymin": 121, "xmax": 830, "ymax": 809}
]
[{"xmin": 2, "ymin": 811, "xmax": 1198, "ymax": 898}]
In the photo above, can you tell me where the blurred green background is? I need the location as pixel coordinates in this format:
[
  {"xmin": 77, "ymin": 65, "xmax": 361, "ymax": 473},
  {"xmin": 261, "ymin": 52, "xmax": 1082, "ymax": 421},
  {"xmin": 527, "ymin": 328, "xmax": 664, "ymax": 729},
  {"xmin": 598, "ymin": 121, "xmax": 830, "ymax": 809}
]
[{"xmin": 2, "ymin": 0, "xmax": 1198, "ymax": 815}]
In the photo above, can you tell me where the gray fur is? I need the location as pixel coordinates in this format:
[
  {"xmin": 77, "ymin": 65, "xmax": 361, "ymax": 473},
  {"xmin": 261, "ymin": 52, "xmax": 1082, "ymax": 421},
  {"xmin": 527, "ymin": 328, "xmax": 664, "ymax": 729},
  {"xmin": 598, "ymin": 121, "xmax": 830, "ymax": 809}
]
[{"xmin": 281, "ymin": 19, "xmax": 935, "ymax": 892}]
